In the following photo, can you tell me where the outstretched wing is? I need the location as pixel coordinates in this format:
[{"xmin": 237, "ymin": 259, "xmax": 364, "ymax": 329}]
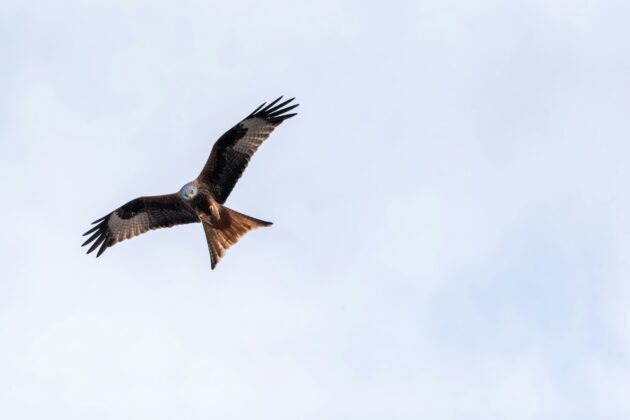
[
  {"xmin": 197, "ymin": 96, "xmax": 298, "ymax": 203},
  {"xmin": 82, "ymin": 193, "xmax": 199, "ymax": 257}
]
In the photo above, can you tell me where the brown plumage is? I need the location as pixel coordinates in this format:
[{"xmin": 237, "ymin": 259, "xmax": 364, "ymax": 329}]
[{"xmin": 82, "ymin": 96, "xmax": 298, "ymax": 269}]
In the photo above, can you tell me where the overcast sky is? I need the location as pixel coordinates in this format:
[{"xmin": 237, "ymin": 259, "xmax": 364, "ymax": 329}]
[{"xmin": 1, "ymin": 0, "xmax": 629, "ymax": 419}]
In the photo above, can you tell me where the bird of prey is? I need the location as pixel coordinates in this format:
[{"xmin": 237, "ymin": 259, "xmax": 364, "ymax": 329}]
[{"xmin": 82, "ymin": 96, "xmax": 298, "ymax": 269}]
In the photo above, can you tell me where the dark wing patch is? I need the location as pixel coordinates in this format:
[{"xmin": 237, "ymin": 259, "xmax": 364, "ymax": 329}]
[
  {"xmin": 82, "ymin": 193, "xmax": 199, "ymax": 257},
  {"xmin": 198, "ymin": 96, "xmax": 298, "ymax": 203}
]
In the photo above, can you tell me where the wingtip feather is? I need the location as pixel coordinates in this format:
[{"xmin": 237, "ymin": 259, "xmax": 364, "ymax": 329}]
[
  {"xmin": 265, "ymin": 97, "xmax": 294, "ymax": 114},
  {"xmin": 264, "ymin": 96, "xmax": 283, "ymax": 110},
  {"xmin": 249, "ymin": 101, "xmax": 267, "ymax": 117},
  {"xmin": 96, "ymin": 239, "xmax": 109, "ymax": 257},
  {"xmin": 269, "ymin": 103, "xmax": 299, "ymax": 118},
  {"xmin": 83, "ymin": 224, "xmax": 101, "ymax": 236},
  {"xmin": 82, "ymin": 230, "xmax": 100, "ymax": 247},
  {"xmin": 91, "ymin": 215, "xmax": 107, "ymax": 225}
]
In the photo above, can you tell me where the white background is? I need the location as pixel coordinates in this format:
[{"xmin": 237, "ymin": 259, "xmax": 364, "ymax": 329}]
[{"xmin": 1, "ymin": 0, "xmax": 629, "ymax": 419}]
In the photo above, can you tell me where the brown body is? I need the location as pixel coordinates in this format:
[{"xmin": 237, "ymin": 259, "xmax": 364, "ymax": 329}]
[{"xmin": 188, "ymin": 182, "xmax": 272, "ymax": 269}]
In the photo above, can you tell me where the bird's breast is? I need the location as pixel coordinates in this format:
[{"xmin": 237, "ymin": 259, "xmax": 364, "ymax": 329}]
[{"xmin": 190, "ymin": 193, "xmax": 221, "ymax": 224}]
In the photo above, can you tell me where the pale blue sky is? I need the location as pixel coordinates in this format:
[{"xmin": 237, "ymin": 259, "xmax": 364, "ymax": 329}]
[{"xmin": 1, "ymin": 1, "xmax": 629, "ymax": 419}]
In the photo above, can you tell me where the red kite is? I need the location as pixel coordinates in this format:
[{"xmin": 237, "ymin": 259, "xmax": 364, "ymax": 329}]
[{"xmin": 82, "ymin": 96, "xmax": 298, "ymax": 269}]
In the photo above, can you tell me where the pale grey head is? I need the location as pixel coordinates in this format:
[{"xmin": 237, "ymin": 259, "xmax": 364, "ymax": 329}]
[{"xmin": 179, "ymin": 182, "xmax": 198, "ymax": 201}]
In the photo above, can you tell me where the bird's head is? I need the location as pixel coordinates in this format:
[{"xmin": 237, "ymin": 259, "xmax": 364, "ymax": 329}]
[{"xmin": 179, "ymin": 182, "xmax": 199, "ymax": 201}]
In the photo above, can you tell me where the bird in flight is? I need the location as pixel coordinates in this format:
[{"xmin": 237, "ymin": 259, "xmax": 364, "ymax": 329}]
[{"xmin": 82, "ymin": 96, "xmax": 298, "ymax": 269}]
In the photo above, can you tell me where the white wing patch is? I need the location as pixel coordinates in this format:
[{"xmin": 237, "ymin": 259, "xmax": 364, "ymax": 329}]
[
  {"xmin": 108, "ymin": 212, "xmax": 151, "ymax": 242},
  {"xmin": 233, "ymin": 119, "xmax": 275, "ymax": 154}
]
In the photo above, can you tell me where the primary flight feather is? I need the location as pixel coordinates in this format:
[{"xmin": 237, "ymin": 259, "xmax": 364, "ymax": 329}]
[{"xmin": 82, "ymin": 96, "xmax": 298, "ymax": 269}]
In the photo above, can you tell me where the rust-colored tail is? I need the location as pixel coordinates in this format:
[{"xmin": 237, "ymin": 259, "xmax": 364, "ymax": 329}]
[{"xmin": 203, "ymin": 206, "xmax": 272, "ymax": 269}]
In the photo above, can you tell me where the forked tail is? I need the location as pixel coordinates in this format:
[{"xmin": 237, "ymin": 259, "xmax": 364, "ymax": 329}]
[{"xmin": 203, "ymin": 206, "xmax": 272, "ymax": 269}]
